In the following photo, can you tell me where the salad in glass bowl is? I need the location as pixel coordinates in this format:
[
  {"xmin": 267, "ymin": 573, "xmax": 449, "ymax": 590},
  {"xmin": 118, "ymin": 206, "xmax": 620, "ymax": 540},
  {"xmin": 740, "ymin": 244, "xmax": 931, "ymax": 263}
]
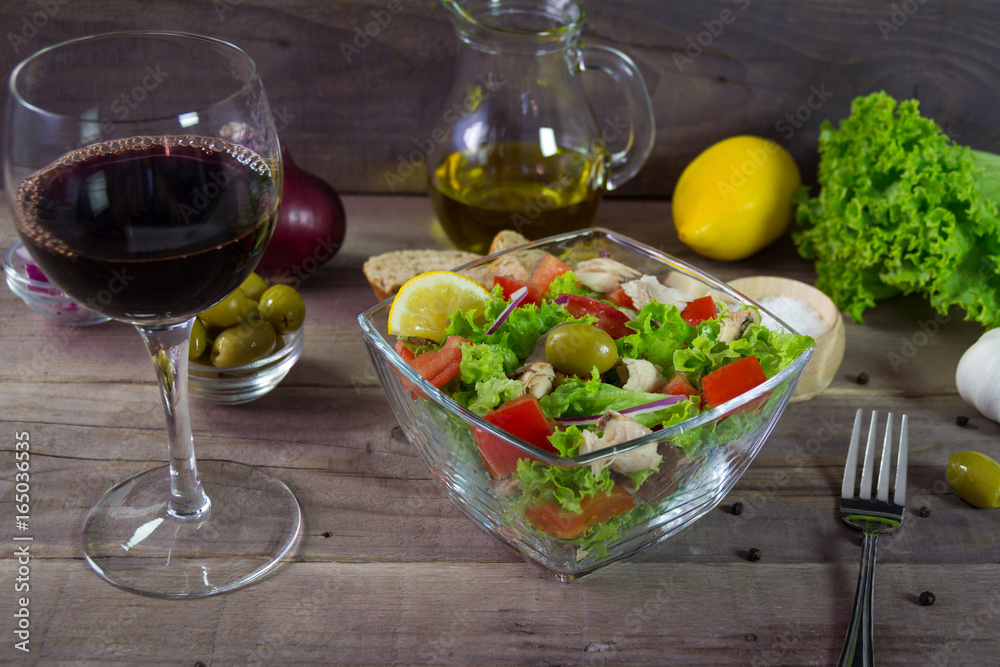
[{"xmin": 358, "ymin": 228, "xmax": 815, "ymax": 580}]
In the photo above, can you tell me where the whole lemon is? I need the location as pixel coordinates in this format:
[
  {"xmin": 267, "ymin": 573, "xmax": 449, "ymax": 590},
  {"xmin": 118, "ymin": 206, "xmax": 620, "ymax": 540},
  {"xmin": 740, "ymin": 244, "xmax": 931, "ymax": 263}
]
[{"xmin": 672, "ymin": 136, "xmax": 801, "ymax": 261}]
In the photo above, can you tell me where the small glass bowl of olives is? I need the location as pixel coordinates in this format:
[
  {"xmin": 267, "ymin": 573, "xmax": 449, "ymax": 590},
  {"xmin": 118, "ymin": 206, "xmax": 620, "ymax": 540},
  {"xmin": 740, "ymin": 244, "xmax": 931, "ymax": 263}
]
[
  {"xmin": 188, "ymin": 274, "xmax": 305, "ymax": 405},
  {"xmin": 4, "ymin": 240, "xmax": 110, "ymax": 326}
]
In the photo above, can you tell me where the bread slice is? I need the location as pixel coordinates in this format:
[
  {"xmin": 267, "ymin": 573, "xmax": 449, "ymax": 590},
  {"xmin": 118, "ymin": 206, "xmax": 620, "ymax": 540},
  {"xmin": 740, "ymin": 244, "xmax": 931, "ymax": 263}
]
[
  {"xmin": 363, "ymin": 230, "xmax": 541, "ymax": 301},
  {"xmin": 363, "ymin": 249, "xmax": 482, "ymax": 301}
]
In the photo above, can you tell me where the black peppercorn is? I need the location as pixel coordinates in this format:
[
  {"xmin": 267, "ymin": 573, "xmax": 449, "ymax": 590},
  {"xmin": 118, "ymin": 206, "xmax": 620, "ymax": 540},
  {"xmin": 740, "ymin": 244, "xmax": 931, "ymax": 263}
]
[
  {"xmin": 919, "ymin": 506, "xmax": 932, "ymax": 518},
  {"xmin": 919, "ymin": 591, "xmax": 936, "ymax": 606},
  {"xmin": 732, "ymin": 502, "xmax": 744, "ymax": 515},
  {"xmin": 956, "ymin": 415, "xmax": 969, "ymax": 427},
  {"xmin": 856, "ymin": 372, "xmax": 870, "ymax": 385},
  {"xmin": 747, "ymin": 547, "xmax": 762, "ymax": 562}
]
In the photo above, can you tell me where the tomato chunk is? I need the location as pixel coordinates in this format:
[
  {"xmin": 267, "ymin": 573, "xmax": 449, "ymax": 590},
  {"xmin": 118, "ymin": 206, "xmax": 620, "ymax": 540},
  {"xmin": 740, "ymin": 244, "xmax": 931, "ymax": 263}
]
[
  {"xmin": 525, "ymin": 484, "xmax": 636, "ymax": 540},
  {"xmin": 608, "ymin": 286, "xmax": 636, "ymax": 310},
  {"xmin": 472, "ymin": 394, "xmax": 557, "ymax": 477},
  {"xmin": 701, "ymin": 355, "xmax": 767, "ymax": 408},
  {"xmin": 494, "ymin": 275, "xmax": 542, "ymax": 307},
  {"xmin": 408, "ymin": 336, "xmax": 469, "ymax": 388},
  {"xmin": 680, "ymin": 295, "xmax": 717, "ymax": 326},
  {"xmin": 394, "ymin": 339, "xmax": 416, "ymax": 363},
  {"xmin": 559, "ymin": 294, "xmax": 633, "ymax": 340},
  {"xmin": 660, "ymin": 371, "xmax": 702, "ymax": 405},
  {"xmin": 529, "ymin": 254, "xmax": 572, "ymax": 294}
]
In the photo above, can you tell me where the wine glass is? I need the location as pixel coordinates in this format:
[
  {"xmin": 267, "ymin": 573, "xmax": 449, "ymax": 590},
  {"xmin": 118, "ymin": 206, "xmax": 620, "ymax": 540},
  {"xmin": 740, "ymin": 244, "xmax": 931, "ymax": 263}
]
[{"xmin": 3, "ymin": 31, "xmax": 301, "ymax": 598}]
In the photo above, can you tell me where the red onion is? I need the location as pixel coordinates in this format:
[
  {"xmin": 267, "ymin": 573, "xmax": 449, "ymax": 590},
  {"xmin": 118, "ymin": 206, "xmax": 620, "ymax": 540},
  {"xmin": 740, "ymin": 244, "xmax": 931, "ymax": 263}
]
[
  {"xmin": 487, "ymin": 286, "xmax": 528, "ymax": 335},
  {"xmin": 256, "ymin": 145, "xmax": 347, "ymax": 283}
]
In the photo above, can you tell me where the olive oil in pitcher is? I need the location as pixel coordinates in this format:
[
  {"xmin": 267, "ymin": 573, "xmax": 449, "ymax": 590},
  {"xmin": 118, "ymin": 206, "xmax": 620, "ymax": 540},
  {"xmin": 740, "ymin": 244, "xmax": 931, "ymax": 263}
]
[{"xmin": 429, "ymin": 142, "xmax": 606, "ymax": 254}]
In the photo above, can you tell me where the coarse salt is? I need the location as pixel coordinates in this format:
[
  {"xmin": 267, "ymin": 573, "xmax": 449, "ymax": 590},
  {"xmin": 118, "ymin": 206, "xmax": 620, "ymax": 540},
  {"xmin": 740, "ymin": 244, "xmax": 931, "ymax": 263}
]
[{"xmin": 758, "ymin": 296, "xmax": 829, "ymax": 338}]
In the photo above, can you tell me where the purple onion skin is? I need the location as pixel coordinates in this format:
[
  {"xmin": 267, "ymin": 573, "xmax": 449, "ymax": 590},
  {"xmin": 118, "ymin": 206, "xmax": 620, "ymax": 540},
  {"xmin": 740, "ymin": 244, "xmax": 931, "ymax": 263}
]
[{"xmin": 256, "ymin": 146, "xmax": 347, "ymax": 282}]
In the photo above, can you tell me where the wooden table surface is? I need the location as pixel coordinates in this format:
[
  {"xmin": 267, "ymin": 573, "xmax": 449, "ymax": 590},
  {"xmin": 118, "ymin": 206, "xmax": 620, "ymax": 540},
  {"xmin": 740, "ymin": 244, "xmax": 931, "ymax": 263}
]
[{"xmin": 1, "ymin": 193, "xmax": 998, "ymax": 665}]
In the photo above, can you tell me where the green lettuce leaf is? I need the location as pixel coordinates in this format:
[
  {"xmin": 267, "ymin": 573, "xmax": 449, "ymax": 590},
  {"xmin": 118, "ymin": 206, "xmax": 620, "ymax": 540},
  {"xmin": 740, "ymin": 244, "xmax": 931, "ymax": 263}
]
[
  {"xmin": 793, "ymin": 91, "xmax": 1000, "ymax": 326},
  {"xmin": 465, "ymin": 376, "xmax": 524, "ymax": 416},
  {"xmin": 540, "ymin": 373, "xmax": 702, "ymax": 429},
  {"xmin": 546, "ymin": 270, "xmax": 592, "ymax": 298},
  {"xmin": 513, "ymin": 427, "xmax": 613, "ymax": 513},
  {"xmin": 728, "ymin": 323, "xmax": 815, "ymax": 379},
  {"xmin": 617, "ymin": 301, "xmax": 696, "ymax": 374},
  {"xmin": 459, "ymin": 341, "xmax": 518, "ymax": 383},
  {"xmin": 672, "ymin": 318, "xmax": 741, "ymax": 380}
]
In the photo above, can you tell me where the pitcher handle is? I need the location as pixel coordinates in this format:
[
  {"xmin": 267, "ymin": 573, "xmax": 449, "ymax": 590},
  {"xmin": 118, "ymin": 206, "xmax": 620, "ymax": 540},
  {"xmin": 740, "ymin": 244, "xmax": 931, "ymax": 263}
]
[{"xmin": 580, "ymin": 44, "xmax": 655, "ymax": 191}]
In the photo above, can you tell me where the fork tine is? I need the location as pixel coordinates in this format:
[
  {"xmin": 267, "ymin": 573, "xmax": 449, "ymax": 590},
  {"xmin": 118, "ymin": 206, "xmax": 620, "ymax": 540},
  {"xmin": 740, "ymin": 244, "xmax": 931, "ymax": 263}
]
[
  {"xmin": 877, "ymin": 413, "xmax": 895, "ymax": 502},
  {"xmin": 858, "ymin": 410, "xmax": 878, "ymax": 500},
  {"xmin": 841, "ymin": 409, "xmax": 863, "ymax": 499},
  {"xmin": 894, "ymin": 414, "xmax": 909, "ymax": 506}
]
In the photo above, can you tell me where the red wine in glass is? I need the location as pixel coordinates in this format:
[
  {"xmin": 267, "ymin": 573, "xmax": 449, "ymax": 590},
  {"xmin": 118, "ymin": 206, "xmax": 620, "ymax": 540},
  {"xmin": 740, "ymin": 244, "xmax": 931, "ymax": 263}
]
[{"xmin": 16, "ymin": 136, "xmax": 275, "ymax": 322}]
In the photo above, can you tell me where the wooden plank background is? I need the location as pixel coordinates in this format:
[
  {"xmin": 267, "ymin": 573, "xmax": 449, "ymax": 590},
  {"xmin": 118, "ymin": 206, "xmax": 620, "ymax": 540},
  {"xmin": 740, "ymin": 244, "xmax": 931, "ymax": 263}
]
[{"xmin": 1, "ymin": 0, "xmax": 999, "ymax": 196}]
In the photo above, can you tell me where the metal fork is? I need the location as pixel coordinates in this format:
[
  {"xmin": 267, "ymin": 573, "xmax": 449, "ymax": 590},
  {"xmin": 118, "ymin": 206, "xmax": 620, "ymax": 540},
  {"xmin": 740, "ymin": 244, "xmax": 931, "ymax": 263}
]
[{"xmin": 837, "ymin": 409, "xmax": 909, "ymax": 667}]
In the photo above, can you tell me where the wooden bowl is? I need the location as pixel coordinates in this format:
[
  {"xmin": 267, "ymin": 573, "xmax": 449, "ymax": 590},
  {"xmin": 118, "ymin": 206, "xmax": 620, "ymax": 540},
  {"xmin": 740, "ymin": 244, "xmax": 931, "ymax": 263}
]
[{"xmin": 728, "ymin": 276, "xmax": 845, "ymax": 402}]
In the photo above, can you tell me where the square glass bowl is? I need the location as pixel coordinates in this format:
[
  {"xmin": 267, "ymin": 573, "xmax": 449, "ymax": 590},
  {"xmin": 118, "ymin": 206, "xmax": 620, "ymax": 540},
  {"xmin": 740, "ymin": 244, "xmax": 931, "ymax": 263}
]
[
  {"xmin": 358, "ymin": 228, "xmax": 814, "ymax": 580},
  {"xmin": 4, "ymin": 240, "xmax": 110, "ymax": 326}
]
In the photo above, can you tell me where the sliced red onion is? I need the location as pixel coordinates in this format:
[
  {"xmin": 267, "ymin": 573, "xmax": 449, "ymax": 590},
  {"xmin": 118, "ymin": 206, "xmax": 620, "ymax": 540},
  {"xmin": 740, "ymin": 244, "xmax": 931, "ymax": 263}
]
[
  {"xmin": 555, "ymin": 394, "xmax": 686, "ymax": 427},
  {"xmin": 553, "ymin": 294, "xmax": 570, "ymax": 306},
  {"xmin": 486, "ymin": 286, "xmax": 527, "ymax": 335},
  {"xmin": 25, "ymin": 263, "xmax": 49, "ymax": 283}
]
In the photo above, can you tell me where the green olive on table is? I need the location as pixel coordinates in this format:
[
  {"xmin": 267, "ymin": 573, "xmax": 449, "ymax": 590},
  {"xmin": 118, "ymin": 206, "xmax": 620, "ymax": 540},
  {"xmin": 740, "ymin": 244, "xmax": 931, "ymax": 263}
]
[
  {"xmin": 189, "ymin": 317, "xmax": 209, "ymax": 361},
  {"xmin": 239, "ymin": 272, "xmax": 268, "ymax": 302},
  {"xmin": 199, "ymin": 288, "xmax": 256, "ymax": 328},
  {"xmin": 259, "ymin": 284, "xmax": 306, "ymax": 334},
  {"xmin": 545, "ymin": 322, "xmax": 619, "ymax": 377},
  {"xmin": 210, "ymin": 318, "xmax": 278, "ymax": 367},
  {"xmin": 946, "ymin": 450, "xmax": 1000, "ymax": 509}
]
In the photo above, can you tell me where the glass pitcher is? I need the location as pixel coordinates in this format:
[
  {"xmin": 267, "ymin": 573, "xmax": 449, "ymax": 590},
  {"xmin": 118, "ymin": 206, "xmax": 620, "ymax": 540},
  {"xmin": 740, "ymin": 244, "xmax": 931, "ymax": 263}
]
[{"xmin": 429, "ymin": 0, "xmax": 655, "ymax": 253}]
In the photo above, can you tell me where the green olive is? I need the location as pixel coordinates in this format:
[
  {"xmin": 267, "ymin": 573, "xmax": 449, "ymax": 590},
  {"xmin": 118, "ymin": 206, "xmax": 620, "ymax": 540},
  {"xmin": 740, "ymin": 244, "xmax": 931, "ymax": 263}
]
[
  {"xmin": 210, "ymin": 318, "xmax": 277, "ymax": 367},
  {"xmin": 239, "ymin": 272, "xmax": 268, "ymax": 301},
  {"xmin": 199, "ymin": 288, "xmax": 255, "ymax": 328},
  {"xmin": 545, "ymin": 323, "xmax": 619, "ymax": 377},
  {"xmin": 946, "ymin": 450, "xmax": 1000, "ymax": 508},
  {"xmin": 189, "ymin": 317, "xmax": 209, "ymax": 361},
  {"xmin": 258, "ymin": 284, "xmax": 306, "ymax": 334}
]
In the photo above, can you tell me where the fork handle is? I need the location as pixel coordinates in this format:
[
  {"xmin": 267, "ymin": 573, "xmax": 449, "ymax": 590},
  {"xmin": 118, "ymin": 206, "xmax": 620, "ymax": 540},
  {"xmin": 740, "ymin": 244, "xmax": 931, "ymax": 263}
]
[{"xmin": 838, "ymin": 531, "xmax": 879, "ymax": 667}]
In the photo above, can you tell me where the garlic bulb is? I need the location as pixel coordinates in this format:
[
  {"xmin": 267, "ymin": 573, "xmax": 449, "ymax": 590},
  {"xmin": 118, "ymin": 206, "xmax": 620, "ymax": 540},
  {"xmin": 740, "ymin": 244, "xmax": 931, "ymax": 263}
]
[{"xmin": 956, "ymin": 329, "xmax": 1000, "ymax": 423}]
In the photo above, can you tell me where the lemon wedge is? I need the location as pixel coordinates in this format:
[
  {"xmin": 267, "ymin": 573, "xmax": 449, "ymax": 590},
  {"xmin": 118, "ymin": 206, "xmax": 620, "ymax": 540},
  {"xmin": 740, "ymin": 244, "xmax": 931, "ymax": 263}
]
[{"xmin": 388, "ymin": 271, "xmax": 490, "ymax": 341}]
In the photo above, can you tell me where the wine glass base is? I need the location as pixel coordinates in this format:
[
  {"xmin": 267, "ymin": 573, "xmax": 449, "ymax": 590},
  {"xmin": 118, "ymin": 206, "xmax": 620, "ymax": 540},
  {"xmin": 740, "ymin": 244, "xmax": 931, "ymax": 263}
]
[{"xmin": 83, "ymin": 460, "xmax": 302, "ymax": 599}]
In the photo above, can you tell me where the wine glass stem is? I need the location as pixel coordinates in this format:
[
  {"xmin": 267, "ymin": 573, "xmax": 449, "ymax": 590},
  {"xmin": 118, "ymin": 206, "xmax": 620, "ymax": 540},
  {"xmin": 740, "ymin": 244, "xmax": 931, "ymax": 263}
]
[{"xmin": 136, "ymin": 318, "xmax": 211, "ymax": 519}]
